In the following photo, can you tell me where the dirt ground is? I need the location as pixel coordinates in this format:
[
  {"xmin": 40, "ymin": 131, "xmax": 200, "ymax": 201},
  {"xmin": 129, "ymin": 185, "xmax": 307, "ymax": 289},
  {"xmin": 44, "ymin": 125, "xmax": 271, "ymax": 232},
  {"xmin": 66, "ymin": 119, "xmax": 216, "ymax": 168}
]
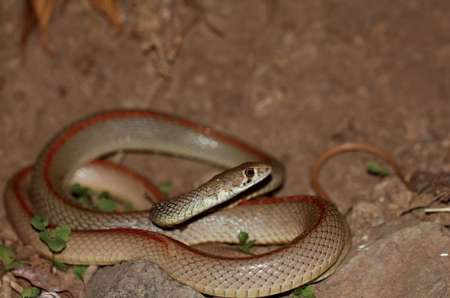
[{"xmin": 0, "ymin": 1, "xmax": 449, "ymax": 297}]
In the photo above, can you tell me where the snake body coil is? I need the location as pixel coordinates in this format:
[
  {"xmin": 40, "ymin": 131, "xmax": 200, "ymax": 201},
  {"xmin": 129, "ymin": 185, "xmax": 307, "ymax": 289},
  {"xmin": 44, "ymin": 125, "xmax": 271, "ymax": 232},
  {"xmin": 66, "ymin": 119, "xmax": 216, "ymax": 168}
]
[{"xmin": 5, "ymin": 110, "xmax": 350, "ymax": 297}]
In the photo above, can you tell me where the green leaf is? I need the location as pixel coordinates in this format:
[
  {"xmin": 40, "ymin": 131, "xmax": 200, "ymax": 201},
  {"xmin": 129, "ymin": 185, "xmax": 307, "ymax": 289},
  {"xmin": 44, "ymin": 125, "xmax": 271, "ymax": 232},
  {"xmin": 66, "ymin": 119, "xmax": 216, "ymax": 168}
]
[
  {"xmin": 97, "ymin": 196, "xmax": 117, "ymax": 212},
  {"xmin": 0, "ymin": 245, "xmax": 16, "ymax": 267},
  {"xmin": 293, "ymin": 285, "xmax": 315, "ymax": 298},
  {"xmin": 73, "ymin": 265, "xmax": 88, "ymax": 280},
  {"xmin": 53, "ymin": 225, "xmax": 71, "ymax": 242},
  {"xmin": 38, "ymin": 229, "xmax": 51, "ymax": 243},
  {"xmin": 31, "ymin": 215, "xmax": 48, "ymax": 231},
  {"xmin": 238, "ymin": 244, "xmax": 251, "ymax": 254},
  {"xmin": 367, "ymin": 161, "xmax": 390, "ymax": 177},
  {"xmin": 46, "ymin": 237, "xmax": 67, "ymax": 253},
  {"xmin": 0, "ymin": 245, "xmax": 22, "ymax": 271},
  {"xmin": 158, "ymin": 180, "xmax": 172, "ymax": 197},
  {"xmin": 71, "ymin": 183, "xmax": 98, "ymax": 208},
  {"xmin": 21, "ymin": 287, "xmax": 40, "ymax": 298},
  {"xmin": 39, "ymin": 226, "xmax": 71, "ymax": 253},
  {"xmin": 238, "ymin": 231, "xmax": 249, "ymax": 244},
  {"xmin": 53, "ymin": 260, "xmax": 69, "ymax": 271},
  {"xmin": 70, "ymin": 183, "xmax": 92, "ymax": 198},
  {"xmin": 237, "ymin": 231, "xmax": 255, "ymax": 254}
]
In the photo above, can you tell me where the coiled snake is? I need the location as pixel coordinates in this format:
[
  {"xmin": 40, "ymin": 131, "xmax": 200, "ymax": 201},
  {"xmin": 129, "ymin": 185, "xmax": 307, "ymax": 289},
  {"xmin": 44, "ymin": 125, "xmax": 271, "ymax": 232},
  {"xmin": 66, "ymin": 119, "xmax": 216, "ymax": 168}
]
[{"xmin": 5, "ymin": 110, "xmax": 356, "ymax": 297}]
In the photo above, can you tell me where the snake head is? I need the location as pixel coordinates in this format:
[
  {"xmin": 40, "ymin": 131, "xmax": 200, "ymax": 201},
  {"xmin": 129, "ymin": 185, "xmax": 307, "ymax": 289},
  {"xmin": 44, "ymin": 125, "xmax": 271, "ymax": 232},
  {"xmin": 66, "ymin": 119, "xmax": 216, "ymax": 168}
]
[{"xmin": 150, "ymin": 162, "xmax": 272, "ymax": 228}]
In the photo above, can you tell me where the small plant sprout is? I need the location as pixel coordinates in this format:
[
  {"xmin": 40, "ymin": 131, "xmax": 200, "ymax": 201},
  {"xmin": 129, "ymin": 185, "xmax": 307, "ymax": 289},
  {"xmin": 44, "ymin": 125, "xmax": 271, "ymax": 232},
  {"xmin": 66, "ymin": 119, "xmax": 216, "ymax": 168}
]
[
  {"xmin": 21, "ymin": 287, "xmax": 41, "ymax": 298},
  {"xmin": 292, "ymin": 285, "xmax": 316, "ymax": 298},
  {"xmin": 71, "ymin": 183, "xmax": 119, "ymax": 211},
  {"xmin": 0, "ymin": 245, "xmax": 22, "ymax": 271},
  {"xmin": 31, "ymin": 215, "xmax": 71, "ymax": 253},
  {"xmin": 367, "ymin": 160, "xmax": 390, "ymax": 177},
  {"xmin": 73, "ymin": 265, "xmax": 89, "ymax": 280},
  {"xmin": 97, "ymin": 191, "xmax": 117, "ymax": 212},
  {"xmin": 238, "ymin": 231, "xmax": 256, "ymax": 254},
  {"xmin": 53, "ymin": 259, "xmax": 69, "ymax": 271}
]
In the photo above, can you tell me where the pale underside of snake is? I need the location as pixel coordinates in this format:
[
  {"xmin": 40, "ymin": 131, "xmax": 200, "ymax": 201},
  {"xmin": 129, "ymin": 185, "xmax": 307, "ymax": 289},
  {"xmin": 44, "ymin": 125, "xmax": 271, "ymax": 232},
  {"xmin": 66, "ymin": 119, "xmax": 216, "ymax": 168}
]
[{"xmin": 4, "ymin": 110, "xmax": 360, "ymax": 297}]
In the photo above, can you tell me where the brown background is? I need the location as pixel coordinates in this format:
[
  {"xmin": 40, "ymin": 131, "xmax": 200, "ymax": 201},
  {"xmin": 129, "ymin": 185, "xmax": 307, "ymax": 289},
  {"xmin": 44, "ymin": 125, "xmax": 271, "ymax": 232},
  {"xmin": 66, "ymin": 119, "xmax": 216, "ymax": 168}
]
[{"xmin": 0, "ymin": 1, "xmax": 449, "ymax": 296}]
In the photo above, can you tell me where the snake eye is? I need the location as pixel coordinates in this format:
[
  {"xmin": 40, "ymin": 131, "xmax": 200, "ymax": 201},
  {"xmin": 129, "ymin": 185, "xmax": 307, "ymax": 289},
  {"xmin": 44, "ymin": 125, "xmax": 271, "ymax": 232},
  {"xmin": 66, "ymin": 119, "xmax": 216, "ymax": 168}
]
[{"xmin": 244, "ymin": 168, "xmax": 255, "ymax": 178}]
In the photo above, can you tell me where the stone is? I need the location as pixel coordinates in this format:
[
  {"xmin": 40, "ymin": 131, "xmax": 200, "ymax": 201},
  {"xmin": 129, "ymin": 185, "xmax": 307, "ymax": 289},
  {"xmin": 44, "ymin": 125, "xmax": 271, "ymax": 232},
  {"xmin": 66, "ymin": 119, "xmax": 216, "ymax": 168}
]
[
  {"xmin": 316, "ymin": 222, "xmax": 450, "ymax": 298},
  {"xmin": 87, "ymin": 261, "xmax": 204, "ymax": 298}
]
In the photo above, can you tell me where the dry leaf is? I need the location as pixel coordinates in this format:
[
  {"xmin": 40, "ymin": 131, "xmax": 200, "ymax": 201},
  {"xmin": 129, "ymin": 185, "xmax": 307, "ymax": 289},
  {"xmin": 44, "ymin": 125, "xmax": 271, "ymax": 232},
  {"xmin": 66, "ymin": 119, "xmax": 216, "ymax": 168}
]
[
  {"xmin": 29, "ymin": 0, "xmax": 56, "ymax": 53},
  {"xmin": 21, "ymin": 0, "xmax": 124, "ymax": 52},
  {"xmin": 12, "ymin": 256, "xmax": 87, "ymax": 297},
  {"xmin": 88, "ymin": 0, "xmax": 123, "ymax": 32}
]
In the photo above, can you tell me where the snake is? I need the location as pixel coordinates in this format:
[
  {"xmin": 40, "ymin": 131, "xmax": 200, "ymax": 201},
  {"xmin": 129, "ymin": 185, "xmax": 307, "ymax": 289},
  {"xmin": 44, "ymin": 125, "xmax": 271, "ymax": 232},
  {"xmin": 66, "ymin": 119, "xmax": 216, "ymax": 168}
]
[{"xmin": 4, "ymin": 110, "xmax": 355, "ymax": 297}]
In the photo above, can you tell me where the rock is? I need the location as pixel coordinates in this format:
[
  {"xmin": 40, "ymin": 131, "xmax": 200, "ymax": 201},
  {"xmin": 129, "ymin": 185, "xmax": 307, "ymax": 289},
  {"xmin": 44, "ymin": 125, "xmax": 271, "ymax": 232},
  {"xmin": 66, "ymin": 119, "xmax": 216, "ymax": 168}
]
[
  {"xmin": 370, "ymin": 179, "xmax": 412, "ymax": 217},
  {"xmin": 316, "ymin": 222, "xmax": 450, "ymax": 298},
  {"xmin": 87, "ymin": 261, "xmax": 204, "ymax": 298},
  {"xmin": 348, "ymin": 202, "xmax": 385, "ymax": 229}
]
